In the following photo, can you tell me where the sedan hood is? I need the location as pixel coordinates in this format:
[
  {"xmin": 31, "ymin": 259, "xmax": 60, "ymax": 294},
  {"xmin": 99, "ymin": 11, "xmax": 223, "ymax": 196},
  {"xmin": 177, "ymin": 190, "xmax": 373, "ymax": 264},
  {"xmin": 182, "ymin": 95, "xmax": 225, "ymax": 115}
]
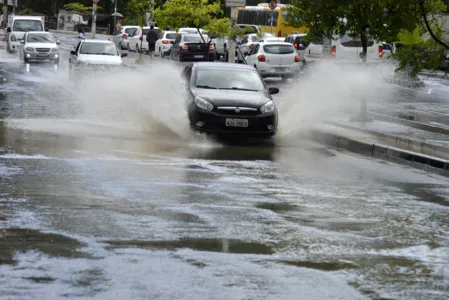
[
  {"xmin": 193, "ymin": 88, "xmax": 271, "ymax": 107},
  {"xmin": 78, "ymin": 55, "xmax": 122, "ymax": 65}
]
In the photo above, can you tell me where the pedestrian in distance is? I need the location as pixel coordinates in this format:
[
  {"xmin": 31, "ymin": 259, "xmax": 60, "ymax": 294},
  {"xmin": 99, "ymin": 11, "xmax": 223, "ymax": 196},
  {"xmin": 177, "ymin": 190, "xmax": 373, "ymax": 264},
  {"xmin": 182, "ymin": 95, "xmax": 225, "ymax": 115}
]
[
  {"xmin": 146, "ymin": 25, "xmax": 159, "ymax": 58},
  {"xmin": 77, "ymin": 28, "xmax": 85, "ymax": 41}
]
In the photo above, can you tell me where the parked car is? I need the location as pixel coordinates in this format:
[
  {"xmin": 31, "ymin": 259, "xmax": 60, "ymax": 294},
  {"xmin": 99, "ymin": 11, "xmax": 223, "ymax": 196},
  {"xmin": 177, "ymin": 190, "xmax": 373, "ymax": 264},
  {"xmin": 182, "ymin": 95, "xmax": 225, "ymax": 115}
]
[
  {"xmin": 182, "ymin": 62, "xmax": 279, "ymax": 138},
  {"xmin": 154, "ymin": 30, "xmax": 178, "ymax": 58},
  {"xmin": 112, "ymin": 25, "xmax": 139, "ymax": 50},
  {"xmin": 178, "ymin": 28, "xmax": 204, "ymax": 34},
  {"xmin": 237, "ymin": 33, "xmax": 275, "ymax": 62},
  {"xmin": 128, "ymin": 26, "xmax": 159, "ymax": 53},
  {"xmin": 331, "ymin": 32, "xmax": 388, "ymax": 63},
  {"xmin": 69, "ymin": 39, "xmax": 127, "ymax": 79},
  {"xmin": 18, "ymin": 31, "xmax": 60, "ymax": 64},
  {"xmin": 170, "ymin": 33, "xmax": 214, "ymax": 62},
  {"xmin": 244, "ymin": 42, "xmax": 301, "ymax": 79},
  {"xmin": 285, "ymin": 33, "xmax": 308, "ymax": 64}
]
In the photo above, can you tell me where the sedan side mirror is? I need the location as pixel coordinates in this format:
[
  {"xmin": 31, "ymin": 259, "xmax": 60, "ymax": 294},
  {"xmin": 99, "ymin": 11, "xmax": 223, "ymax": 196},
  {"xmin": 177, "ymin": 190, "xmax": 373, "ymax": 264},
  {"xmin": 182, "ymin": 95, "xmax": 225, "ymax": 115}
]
[
  {"xmin": 20, "ymin": 40, "xmax": 25, "ymax": 44},
  {"xmin": 6, "ymin": 27, "xmax": 11, "ymax": 33},
  {"xmin": 121, "ymin": 52, "xmax": 128, "ymax": 57},
  {"xmin": 70, "ymin": 50, "xmax": 77, "ymax": 55},
  {"xmin": 268, "ymin": 87, "xmax": 279, "ymax": 95},
  {"xmin": 56, "ymin": 40, "xmax": 61, "ymax": 44}
]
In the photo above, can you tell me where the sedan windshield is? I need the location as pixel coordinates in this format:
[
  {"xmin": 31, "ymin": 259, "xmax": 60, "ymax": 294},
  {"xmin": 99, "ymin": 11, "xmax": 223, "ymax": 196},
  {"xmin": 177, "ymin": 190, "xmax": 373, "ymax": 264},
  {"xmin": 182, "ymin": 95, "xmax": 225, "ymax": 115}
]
[
  {"xmin": 195, "ymin": 68, "xmax": 265, "ymax": 91},
  {"xmin": 26, "ymin": 33, "xmax": 55, "ymax": 43},
  {"xmin": 13, "ymin": 20, "xmax": 43, "ymax": 32},
  {"xmin": 80, "ymin": 42, "xmax": 119, "ymax": 56}
]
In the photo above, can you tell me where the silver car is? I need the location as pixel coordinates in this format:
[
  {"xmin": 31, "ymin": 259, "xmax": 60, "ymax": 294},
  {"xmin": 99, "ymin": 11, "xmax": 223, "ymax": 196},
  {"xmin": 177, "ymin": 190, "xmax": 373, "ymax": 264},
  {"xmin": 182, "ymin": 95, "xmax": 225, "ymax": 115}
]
[{"xmin": 19, "ymin": 31, "xmax": 61, "ymax": 64}]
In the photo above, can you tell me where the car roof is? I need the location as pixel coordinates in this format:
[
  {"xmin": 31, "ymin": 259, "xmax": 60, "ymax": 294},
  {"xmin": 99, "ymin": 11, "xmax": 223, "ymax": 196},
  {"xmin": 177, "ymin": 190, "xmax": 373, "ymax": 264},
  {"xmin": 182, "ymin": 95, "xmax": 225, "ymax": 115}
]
[
  {"xmin": 13, "ymin": 16, "xmax": 43, "ymax": 20},
  {"xmin": 257, "ymin": 42, "xmax": 294, "ymax": 46},
  {"xmin": 81, "ymin": 39, "xmax": 114, "ymax": 44},
  {"xmin": 193, "ymin": 62, "xmax": 256, "ymax": 71},
  {"xmin": 25, "ymin": 31, "xmax": 52, "ymax": 34}
]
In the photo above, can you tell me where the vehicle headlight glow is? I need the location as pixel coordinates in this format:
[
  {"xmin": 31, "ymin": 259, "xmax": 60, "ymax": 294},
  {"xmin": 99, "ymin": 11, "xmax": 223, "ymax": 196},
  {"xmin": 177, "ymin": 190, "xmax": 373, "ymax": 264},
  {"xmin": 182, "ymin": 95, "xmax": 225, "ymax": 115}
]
[
  {"xmin": 194, "ymin": 96, "xmax": 214, "ymax": 111},
  {"xmin": 51, "ymin": 48, "xmax": 58, "ymax": 52},
  {"xmin": 25, "ymin": 47, "xmax": 34, "ymax": 51},
  {"xmin": 260, "ymin": 101, "xmax": 275, "ymax": 113}
]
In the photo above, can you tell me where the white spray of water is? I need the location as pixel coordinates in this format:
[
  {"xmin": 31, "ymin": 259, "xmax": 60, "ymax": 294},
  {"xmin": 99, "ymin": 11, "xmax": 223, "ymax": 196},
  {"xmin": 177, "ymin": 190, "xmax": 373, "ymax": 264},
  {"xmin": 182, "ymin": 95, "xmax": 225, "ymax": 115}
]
[{"xmin": 275, "ymin": 61, "xmax": 396, "ymax": 139}]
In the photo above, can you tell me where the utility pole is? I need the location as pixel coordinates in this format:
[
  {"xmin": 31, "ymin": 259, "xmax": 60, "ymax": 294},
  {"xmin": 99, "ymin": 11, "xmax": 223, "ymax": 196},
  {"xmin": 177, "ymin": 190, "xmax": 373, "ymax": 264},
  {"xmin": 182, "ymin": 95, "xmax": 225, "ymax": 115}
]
[
  {"xmin": 227, "ymin": 7, "xmax": 236, "ymax": 63},
  {"xmin": 92, "ymin": 0, "xmax": 99, "ymax": 38},
  {"xmin": 12, "ymin": 0, "xmax": 15, "ymax": 14},
  {"xmin": 112, "ymin": 0, "xmax": 117, "ymax": 34}
]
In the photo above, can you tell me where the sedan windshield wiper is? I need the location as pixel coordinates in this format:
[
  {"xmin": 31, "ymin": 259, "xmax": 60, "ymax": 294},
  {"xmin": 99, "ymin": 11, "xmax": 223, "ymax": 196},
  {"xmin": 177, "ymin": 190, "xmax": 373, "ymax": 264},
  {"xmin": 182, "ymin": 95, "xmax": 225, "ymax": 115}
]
[
  {"xmin": 196, "ymin": 85, "xmax": 218, "ymax": 89},
  {"xmin": 219, "ymin": 87, "xmax": 259, "ymax": 91}
]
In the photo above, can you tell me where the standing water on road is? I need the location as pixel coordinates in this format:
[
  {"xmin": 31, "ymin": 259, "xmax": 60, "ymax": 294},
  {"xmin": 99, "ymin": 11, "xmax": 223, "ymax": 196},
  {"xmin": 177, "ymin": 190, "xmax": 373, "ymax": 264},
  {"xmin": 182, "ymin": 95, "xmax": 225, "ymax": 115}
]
[{"xmin": 1, "ymin": 54, "xmax": 449, "ymax": 299}]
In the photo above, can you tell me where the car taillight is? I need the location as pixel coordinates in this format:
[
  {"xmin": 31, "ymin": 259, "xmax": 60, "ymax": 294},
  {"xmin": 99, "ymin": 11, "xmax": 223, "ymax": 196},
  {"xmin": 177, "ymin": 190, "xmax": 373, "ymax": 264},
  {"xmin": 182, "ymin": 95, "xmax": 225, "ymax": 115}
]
[
  {"xmin": 294, "ymin": 42, "xmax": 298, "ymax": 49},
  {"xmin": 181, "ymin": 44, "xmax": 188, "ymax": 50},
  {"xmin": 258, "ymin": 55, "xmax": 265, "ymax": 62},
  {"xmin": 139, "ymin": 35, "xmax": 143, "ymax": 41},
  {"xmin": 122, "ymin": 34, "xmax": 127, "ymax": 39},
  {"xmin": 162, "ymin": 40, "xmax": 168, "ymax": 44},
  {"xmin": 209, "ymin": 44, "xmax": 215, "ymax": 50},
  {"xmin": 249, "ymin": 43, "xmax": 254, "ymax": 49},
  {"xmin": 331, "ymin": 46, "xmax": 336, "ymax": 56},
  {"xmin": 294, "ymin": 55, "xmax": 300, "ymax": 62},
  {"xmin": 378, "ymin": 45, "xmax": 383, "ymax": 58}
]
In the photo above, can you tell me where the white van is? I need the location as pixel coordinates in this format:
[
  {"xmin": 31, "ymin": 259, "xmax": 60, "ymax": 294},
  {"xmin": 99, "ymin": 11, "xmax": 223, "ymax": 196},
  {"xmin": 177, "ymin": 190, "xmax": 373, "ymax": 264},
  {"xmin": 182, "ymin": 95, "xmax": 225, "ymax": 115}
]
[
  {"xmin": 6, "ymin": 16, "xmax": 46, "ymax": 53},
  {"xmin": 303, "ymin": 33, "xmax": 390, "ymax": 63}
]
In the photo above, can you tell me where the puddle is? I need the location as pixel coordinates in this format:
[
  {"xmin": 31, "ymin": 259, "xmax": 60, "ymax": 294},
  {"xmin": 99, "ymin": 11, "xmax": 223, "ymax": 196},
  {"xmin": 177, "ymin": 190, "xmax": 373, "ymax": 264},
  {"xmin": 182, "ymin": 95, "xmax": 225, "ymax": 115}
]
[
  {"xmin": 281, "ymin": 260, "xmax": 358, "ymax": 271},
  {"xmin": 0, "ymin": 228, "xmax": 90, "ymax": 265},
  {"xmin": 105, "ymin": 238, "xmax": 274, "ymax": 255}
]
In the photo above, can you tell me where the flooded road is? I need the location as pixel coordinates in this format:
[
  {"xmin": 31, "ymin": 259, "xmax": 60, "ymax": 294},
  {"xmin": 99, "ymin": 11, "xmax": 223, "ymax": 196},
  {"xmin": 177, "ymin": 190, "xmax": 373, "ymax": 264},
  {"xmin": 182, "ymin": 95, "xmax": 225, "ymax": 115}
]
[{"xmin": 1, "ymin": 51, "xmax": 449, "ymax": 300}]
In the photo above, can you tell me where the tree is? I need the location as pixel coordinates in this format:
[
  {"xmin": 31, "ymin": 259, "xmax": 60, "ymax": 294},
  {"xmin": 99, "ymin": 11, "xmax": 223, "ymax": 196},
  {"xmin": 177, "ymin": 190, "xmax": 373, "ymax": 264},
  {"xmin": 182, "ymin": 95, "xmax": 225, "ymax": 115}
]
[
  {"xmin": 153, "ymin": 0, "xmax": 222, "ymax": 41},
  {"xmin": 287, "ymin": 0, "xmax": 421, "ymax": 62},
  {"xmin": 63, "ymin": 3, "xmax": 94, "ymax": 15}
]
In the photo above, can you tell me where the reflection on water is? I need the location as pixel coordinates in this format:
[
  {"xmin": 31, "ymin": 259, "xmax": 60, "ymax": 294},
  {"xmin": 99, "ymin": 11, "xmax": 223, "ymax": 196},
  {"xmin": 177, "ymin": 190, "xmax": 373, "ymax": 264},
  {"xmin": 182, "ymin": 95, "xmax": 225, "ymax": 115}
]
[{"xmin": 105, "ymin": 238, "xmax": 274, "ymax": 255}]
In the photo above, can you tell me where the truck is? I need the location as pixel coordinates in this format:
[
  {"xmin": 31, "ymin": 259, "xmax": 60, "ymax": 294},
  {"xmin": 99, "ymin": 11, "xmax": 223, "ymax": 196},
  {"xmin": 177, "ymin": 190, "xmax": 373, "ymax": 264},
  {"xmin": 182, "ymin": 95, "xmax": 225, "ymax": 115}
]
[{"xmin": 6, "ymin": 15, "xmax": 46, "ymax": 53}]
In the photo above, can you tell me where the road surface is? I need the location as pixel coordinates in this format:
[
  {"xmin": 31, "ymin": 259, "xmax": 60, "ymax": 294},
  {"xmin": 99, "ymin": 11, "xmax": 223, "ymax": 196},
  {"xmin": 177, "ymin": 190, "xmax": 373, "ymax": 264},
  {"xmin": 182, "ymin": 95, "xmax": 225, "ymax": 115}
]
[{"xmin": 0, "ymin": 43, "xmax": 448, "ymax": 300}]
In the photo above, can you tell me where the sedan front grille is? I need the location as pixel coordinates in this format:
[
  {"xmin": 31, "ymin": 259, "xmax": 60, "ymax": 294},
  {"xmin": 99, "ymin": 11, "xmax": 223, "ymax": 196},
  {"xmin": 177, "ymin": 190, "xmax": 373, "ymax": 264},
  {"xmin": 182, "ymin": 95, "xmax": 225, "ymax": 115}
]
[
  {"xmin": 215, "ymin": 106, "xmax": 259, "ymax": 116},
  {"xmin": 36, "ymin": 48, "xmax": 51, "ymax": 52}
]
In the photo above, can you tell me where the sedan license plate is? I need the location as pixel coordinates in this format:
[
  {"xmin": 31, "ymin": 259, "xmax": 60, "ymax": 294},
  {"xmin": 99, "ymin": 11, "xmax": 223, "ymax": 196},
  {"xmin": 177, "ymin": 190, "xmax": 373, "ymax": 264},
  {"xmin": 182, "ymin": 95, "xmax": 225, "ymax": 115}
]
[
  {"xmin": 194, "ymin": 55, "xmax": 204, "ymax": 58},
  {"xmin": 225, "ymin": 118, "xmax": 248, "ymax": 128},
  {"xmin": 38, "ymin": 53, "xmax": 49, "ymax": 57},
  {"xmin": 275, "ymin": 67, "xmax": 285, "ymax": 72}
]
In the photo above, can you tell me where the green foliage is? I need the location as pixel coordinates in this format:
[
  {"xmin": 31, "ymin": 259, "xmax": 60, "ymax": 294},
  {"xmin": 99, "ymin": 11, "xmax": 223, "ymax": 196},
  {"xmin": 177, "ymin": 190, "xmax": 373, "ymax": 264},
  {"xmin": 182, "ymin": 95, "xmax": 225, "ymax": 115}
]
[
  {"xmin": 127, "ymin": 0, "xmax": 153, "ymax": 26},
  {"xmin": 205, "ymin": 19, "xmax": 257, "ymax": 39},
  {"xmin": 63, "ymin": 3, "xmax": 102, "ymax": 15},
  {"xmin": 154, "ymin": 0, "xmax": 222, "ymax": 30},
  {"xmin": 394, "ymin": 26, "xmax": 449, "ymax": 76},
  {"xmin": 16, "ymin": 8, "xmax": 40, "ymax": 16}
]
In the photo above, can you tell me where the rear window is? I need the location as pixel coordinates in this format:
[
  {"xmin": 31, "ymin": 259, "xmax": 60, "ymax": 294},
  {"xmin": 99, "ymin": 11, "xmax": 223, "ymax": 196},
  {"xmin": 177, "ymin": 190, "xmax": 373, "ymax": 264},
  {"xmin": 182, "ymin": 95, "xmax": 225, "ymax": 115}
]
[
  {"xmin": 340, "ymin": 34, "xmax": 374, "ymax": 47},
  {"xmin": 125, "ymin": 28, "xmax": 137, "ymax": 35},
  {"xmin": 142, "ymin": 29, "xmax": 151, "ymax": 36},
  {"xmin": 263, "ymin": 44, "xmax": 294, "ymax": 54},
  {"xmin": 184, "ymin": 35, "xmax": 208, "ymax": 42},
  {"xmin": 166, "ymin": 33, "xmax": 177, "ymax": 40}
]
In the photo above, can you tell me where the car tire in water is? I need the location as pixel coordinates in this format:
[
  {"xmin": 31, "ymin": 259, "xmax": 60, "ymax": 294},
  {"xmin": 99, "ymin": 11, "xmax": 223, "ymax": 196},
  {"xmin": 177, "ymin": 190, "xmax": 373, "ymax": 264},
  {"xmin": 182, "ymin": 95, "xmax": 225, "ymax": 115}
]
[
  {"xmin": 136, "ymin": 44, "xmax": 139, "ymax": 53},
  {"xmin": 160, "ymin": 48, "xmax": 164, "ymax": 58},
  {"xmin": 177, "ymin": 53, "xmax": 184, "ymax": 62}
]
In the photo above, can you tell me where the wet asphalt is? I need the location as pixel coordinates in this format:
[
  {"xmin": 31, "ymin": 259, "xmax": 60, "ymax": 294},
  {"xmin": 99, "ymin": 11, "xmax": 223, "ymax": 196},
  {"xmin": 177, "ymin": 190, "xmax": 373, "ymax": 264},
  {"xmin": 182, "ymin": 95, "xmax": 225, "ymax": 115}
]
[{"xmin": 0, "ymin": 44, "xmax": 449, "ymax": 300}]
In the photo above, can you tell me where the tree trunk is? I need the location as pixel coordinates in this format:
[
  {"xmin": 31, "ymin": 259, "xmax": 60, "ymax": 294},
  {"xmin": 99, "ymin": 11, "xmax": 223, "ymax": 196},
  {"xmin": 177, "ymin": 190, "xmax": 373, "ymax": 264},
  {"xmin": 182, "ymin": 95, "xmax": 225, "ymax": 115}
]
[{"xmin": 360, "ymin": 31, "xmax": 368, "ymax": 63}]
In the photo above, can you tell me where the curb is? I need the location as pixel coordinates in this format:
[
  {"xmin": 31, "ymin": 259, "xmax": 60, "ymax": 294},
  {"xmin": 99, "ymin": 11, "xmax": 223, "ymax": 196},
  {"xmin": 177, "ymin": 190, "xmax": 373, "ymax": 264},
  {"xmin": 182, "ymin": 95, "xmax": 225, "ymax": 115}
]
[
  {"xmin": 325, "ymin": 120, "xmax": 449, "ymax": 159},
  {"xmin": 309, "ymin": 128, "xmax": 449, "ymax": 176},
  {"xmin": 366, "ymin": 111, "xmax": 449, "ymax": 136}
]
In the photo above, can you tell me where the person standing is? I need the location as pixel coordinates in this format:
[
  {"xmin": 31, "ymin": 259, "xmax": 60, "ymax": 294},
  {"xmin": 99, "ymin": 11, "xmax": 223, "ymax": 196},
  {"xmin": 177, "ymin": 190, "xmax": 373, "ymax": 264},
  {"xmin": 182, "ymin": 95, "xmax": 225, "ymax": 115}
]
[
  {"xmin": 146, "ymin": 25, "xmax": 159, "ymax": 58},
  {"xmin": 77, "ymin": 28, "xmax": 85, "ymax": 41}
]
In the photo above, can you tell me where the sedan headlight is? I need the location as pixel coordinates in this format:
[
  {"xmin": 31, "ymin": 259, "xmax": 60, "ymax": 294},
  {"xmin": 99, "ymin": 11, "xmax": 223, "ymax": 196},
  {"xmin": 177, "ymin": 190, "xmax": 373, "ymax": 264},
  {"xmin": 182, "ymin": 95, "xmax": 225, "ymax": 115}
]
[
  {"xmin": 25, "ymin": 47, "xmax": 34, "ymax": 51},
  {"xmin": 194, "ymin": 96, "xmax": 214, "ymax": 111},
  {"xmin": 51, "ymin": 48, "xmax": 59, "ymax": 52},
  {"xmin": 260, "ymin": 101, "xmax": 275, "ymax": 113}
]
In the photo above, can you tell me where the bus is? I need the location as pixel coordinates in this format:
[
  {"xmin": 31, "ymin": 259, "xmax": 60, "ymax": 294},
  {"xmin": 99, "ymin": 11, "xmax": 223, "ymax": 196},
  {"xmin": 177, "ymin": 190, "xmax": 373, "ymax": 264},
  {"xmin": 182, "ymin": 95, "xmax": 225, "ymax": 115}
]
[{"xmin": 236, "ymin": 3, "xmax": 308, "ymax": 37}]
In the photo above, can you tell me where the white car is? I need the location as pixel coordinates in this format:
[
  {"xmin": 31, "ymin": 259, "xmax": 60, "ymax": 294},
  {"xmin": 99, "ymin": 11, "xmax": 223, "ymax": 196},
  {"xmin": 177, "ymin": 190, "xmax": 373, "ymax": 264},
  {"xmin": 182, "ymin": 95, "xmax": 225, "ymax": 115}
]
[
  {"xmin": 18, "ymin": 31, "xmax": 60, "ymax": 64},
  {"xmin": 331, "ymin": 33, "xmax": 389, "ymax": 63},
  {"xmin": 258, "ymin": 37, "xmax": 286, "ymax": 43},
  {"xmin": 128, "ymin": 26, "xmax": 159, "ymax": 53},
  {"xmin": 112, "ymin": 25, "xmax": 139, "ymax": 50},
  {"xmin": 6, "ymin": 16, "xmax": 45, "ymax": 53},
  {"xmin": 238, "ymin": 33, "xmax": 275, "ymax": 61},
  {"xmin": 69, "ymin": 39, "xmax": 126, "ymax": 78},
  {"xmin": 154, "ymin": 30, "xmax": 178, "ymax": 58},
  {"xmin": 245, "ymin": 42, "xmax": 301, "ymax": 79},
  {"xmin": 178, "ymin": 27, "xmax": 204, "ymax": 34}
]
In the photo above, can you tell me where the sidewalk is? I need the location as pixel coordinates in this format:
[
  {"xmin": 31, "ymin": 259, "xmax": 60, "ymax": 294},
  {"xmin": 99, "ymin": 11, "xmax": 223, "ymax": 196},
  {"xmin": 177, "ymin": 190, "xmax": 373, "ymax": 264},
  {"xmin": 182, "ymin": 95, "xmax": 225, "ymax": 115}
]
[{"xmin": 310, "ymin": 118, "xmax": 449, "ymax": 176}]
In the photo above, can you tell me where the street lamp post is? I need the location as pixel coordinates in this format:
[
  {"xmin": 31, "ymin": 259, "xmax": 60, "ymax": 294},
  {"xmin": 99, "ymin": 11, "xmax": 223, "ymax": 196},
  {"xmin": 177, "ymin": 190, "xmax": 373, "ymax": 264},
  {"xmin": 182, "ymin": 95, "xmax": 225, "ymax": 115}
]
[
  {"xmin": 92, "ymin": 0, "xmax": 100, "ymax": 39},
  {"xmin": 112, "ymin": 0, "xmax": 117, "ymax": 34}
]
